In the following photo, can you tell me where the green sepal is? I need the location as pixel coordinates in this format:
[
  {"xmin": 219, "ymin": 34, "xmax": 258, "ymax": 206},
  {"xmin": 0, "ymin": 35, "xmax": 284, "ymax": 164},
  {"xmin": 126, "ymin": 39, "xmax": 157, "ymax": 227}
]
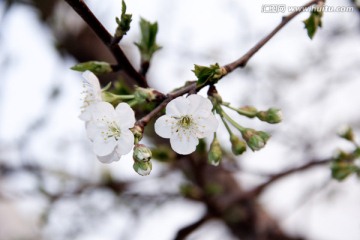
[
  {"xmin": 256, "ymin": 108, "xmax": 282, "ymax": 124},
  {"xmin": 230, "ymin": 135, "xmax": 247, "ymax": 156},
  {"xmin": 134, "ymin": 18, "xmax": 162, "ymax": 61},
  {"xmin": 133, "ymin": 161, "xmax": 152, "ymax": 176},
  {"xmin": 71, "ymin": 61, "xmax": 112, "ymax": 75}
]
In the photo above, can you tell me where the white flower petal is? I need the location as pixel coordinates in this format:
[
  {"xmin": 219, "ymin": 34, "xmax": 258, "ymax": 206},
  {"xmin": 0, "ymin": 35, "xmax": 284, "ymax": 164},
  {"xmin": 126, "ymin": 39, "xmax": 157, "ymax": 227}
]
[
  {"xmin": 154, "ymin": 115, "xmax": 174, "ymax": 138},
  {"xmin": 170, "ymin": 134, "xmax": 199, "ymax": 155},
  {"xmin": 187, "ymin": 94, "xmax": 213, "ymax": 117},
  {"xmin": 97, "ymin": 150, "xmax": 121, "ymax": 163},
  {"xmin": 196, "ymin": 114, "xmax": 219, "ymax": 138},
  {"xmin": 115, "ymin": 102, "xmax": 136, "ymax": 129},
  {"xmin": 166, "ymin": 96, "xmax": 190, "ymax": 116},
  {"xmin": 90, "ymin": 102, "xmax": 116, "ymax": 122},
  {"xmin": 86, "ymin": 121, "xmax": 99, "ymax": 140},
  {"xmin": 79, "ymin": 109, "xmax": 91, "ymax": 121},
  {"xmin": 93, "ymin": 137, "xmax": 117, "ymax": 156},
  {"xmin": 116, "ymin": 129, "xmax": 134, "ymax": 155},
  {"xmin": 82, "ymin": 70, "xmax": 101, "ymax": 92}
]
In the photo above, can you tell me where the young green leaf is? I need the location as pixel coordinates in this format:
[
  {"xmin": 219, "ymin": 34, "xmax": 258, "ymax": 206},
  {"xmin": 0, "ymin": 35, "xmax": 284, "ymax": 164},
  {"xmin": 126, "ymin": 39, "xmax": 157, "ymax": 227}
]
[
  {"xmin": 114, "ymin": 0, "xmax": 132, "ymax": 40},
  {"xmin": 134, "ymin": 18, "xmax": 161, "ymax": 62},
  {"xmin": 303, "ymin": 9, "xmax": 323, "ymax": 39},
  {"xmin": 192, "ymin": 63, "xmax": 225, "ymax": 85}
]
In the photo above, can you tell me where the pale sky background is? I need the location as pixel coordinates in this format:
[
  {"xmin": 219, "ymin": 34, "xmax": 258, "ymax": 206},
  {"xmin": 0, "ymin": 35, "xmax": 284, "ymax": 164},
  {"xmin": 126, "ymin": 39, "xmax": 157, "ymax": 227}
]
[{"xmin": 0, "ymin": 0, "xmax": 360, "ymax": 240}]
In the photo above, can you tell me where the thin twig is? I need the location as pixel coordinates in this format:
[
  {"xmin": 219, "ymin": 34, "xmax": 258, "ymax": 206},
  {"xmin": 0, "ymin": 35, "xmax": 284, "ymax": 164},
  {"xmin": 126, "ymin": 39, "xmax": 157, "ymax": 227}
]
[
  {"xmin": 251, "ymin": 159, "xmax": 331, "ymax": 196},
  {"xmin": 64, "ymin": 0, "xmax": 148, "ymax": 88},
  {"xmin": 173, "ymin": 213, "xmax": 213, "ymax": 240},
  {"xmin": 223, "ymin": 0, "xmax": 321, "ymax": 72},
  {"xmin": 136, "ymin": 0, "xmax": 322, "ymax": 127}
]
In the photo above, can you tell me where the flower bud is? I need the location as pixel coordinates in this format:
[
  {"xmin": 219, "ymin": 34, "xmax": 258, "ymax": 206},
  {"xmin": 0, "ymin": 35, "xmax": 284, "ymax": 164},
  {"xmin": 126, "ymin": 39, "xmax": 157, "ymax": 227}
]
[
  {"xmin": 133, "ymin": 144, "xmax": 152, "ymax": 162},
  {"xmin": 133, "ymin": 161, "xmax": 152, "ymax": 176},
  {"xmin": 230, "ymin": 135, "xmax": 246, "ymax": 155},
  {"xmin": 337, "ymin": 125, "xmax": 355, "ymax": 142},
  {"xmin": 134, "ymin": 87, "xmax": 158, "ymax": 102},
  {"xmin": 242, "ymin": 129, "xmax": 270, "ymax": 151},
  {"xmin": 213, "ymin": 67, "xmax": 227, "ymax": 79},
  {"xmin": 256, "ymin": 108, "xmax": 282, "ymax": 124},
  {"xmin": 257, "ymin": 131, "xmax": 271, "ymax": 143},
  {"xmin": 208, "ymin": 137, "xmax": 222, "ymax": 166}
]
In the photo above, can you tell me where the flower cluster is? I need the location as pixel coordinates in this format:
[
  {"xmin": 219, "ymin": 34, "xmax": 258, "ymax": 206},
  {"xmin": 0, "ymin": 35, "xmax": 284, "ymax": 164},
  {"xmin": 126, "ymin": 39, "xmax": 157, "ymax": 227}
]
[
  {"xmin": 79, "ymin": 70, "xmax": 280, "ymax": 173},
  {"xmin": 80, "ymin": 71, "xmax": 135, "ymax": 164},
  {"xmin": 79, "ymin": 71, "xmax": 219, "ymax": 175}
]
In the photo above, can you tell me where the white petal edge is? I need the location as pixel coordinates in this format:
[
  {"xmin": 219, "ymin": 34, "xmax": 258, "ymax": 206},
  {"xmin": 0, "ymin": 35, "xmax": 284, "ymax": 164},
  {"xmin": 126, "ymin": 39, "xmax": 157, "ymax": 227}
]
[
  {"xmin": 170, "ymin": 134, "xmax": 199, "ymax": 155},
  {"xmin": 154, "ymin": 115, "xmax": 174, "ymax": 138},
  {"xmin": 196, "ymin": 114, "xmax": 219, "ymax": 138},
  {"xmin": 82, "ymin": 70, "xmax": 101, "ymax": 91},
  {"xmin": 166, "ymin": 96, "xmax": 190, "ymax": 116},
  {"xmin": 90, "ymin": 101, "xmax": 116, "ymax": 122},
  {"xmin": 187, "ymin": 94, "xmax": 213, "ymax": 117},
  {"xmin": 116, "ymin": 129, "xmax": 134, "ymax": 155},
  {"xmin": 92, "ymin": 137, "xmax": 117, "ymax": 156},
  {"xmin": 79, "ymin": 109, "xmax": 91, "ymax": 122},
  {"xmin": 97, "ymin": 150, "xmax": 121, "ymax": 163},
  {"xmin": 115, "ymin": 102, "xmax": 136, "ymax": 129}
]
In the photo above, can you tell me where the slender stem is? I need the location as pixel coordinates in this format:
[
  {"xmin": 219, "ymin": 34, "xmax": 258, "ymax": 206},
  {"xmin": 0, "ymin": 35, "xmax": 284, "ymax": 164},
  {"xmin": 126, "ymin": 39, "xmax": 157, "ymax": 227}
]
[
  {"xmin": 127, "ymin": 99, "xmax": 138, "ymax": 107},
  {"xmin": 64, "ymin": 0, "xmax": 148, "ymax": 88},
  {"xmin": 222, "ymin": 104, "xmax": 256, "ymax": 118},
  {"xmin": 220, "ymin": 116, "xmax": 233, "ymax": 136},
  {"xmin": 223, "ymin": 0, "xmax": 322, "ymax": 73},
  {"xmin": 216, "ymin": 106, "xmax": 236, "ymax": 139},
  {"xmin": 114, "ymin": 94, "xmax": 135, "ymax": 100},
  {"xmin": 218, "ymin": 106, "xmax": 245, "ymax": 132}
]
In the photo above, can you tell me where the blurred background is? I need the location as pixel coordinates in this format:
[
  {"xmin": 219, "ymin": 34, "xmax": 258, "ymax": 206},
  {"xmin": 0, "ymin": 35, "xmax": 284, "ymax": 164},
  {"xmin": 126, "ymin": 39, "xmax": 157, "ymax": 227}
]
[{"xmin": 0, "ymin": 0, "xmax": 360, "ymax": 239}]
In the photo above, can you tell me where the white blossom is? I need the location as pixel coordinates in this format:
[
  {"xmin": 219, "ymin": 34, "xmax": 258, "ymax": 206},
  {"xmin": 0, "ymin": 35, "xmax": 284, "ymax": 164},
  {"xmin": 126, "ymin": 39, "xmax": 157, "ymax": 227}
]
[
  {"xmin": 79, "ymin": 70, "xmax": 103, "ymax": 121},
  {"xmin": 86, "ymin": 101, "xmax": 135, "ymax": 163},
  {"xmin": 154, "ymin": 94, "xmax": 218, "ymax": 155}
]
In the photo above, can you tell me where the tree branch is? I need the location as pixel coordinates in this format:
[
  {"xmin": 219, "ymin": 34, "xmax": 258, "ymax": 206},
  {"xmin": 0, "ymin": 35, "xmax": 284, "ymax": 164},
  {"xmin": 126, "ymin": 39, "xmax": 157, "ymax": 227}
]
[
  {"xmin": 135, "ymin": 0, "xmax": 322, "ymax": 129},
  {"xmin": 64, "ymin": 0, "xmax": 148, "ymax": 87},
  {"xmin": 223, "ymin": 0, "xmax": 322, "ymax": 73},
  {"xmin": 251, "ymin": 159, "xmax": 331, "ymax": 196},
  {"xmin": 173, "ymin": 213, "xmax": 213, "ymax": 240}
]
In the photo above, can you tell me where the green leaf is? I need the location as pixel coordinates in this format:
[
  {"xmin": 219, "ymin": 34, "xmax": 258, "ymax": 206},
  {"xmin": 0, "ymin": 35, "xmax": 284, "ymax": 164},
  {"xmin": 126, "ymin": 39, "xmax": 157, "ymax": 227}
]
[
  {"xmin": 331, "ymin": 163, "xmax": 357, "ymax": 181},
  {"xmin": 114, "ymin": 0, "xmax": 132, "ymax": 38},
  {"xmin": 134, "ymin": 18, "xmax": 162, "ymax": 62},
  {"xmin": 71, "ymin": 61, "xmax": 112, "ymax": 74},
  {"xmin": 192, "ymin": 63, "xmax": 222, "ymax": 85},
  {"xmin": 303, "ymin": 9, "xmax": 323, "ymax": 39}
]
